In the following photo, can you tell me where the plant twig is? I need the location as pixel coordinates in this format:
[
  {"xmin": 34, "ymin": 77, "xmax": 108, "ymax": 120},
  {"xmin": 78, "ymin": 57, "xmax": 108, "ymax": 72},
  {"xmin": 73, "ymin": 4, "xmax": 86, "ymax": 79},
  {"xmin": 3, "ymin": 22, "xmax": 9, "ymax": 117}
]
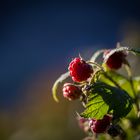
[
  {"xmin": 87, "ymin": 61, "xmax": 104, "ymax": 71},
  {"xmin": 124, "ymin": 64, "xmax": 140, "ymax": 117}
]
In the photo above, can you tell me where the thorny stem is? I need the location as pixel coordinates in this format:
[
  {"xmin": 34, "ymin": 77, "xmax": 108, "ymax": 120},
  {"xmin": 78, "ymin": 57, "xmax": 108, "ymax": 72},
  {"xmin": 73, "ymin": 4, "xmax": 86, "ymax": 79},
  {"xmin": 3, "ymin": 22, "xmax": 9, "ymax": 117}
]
[{"xmin": 124, "ymin": 64, "xmax": 140, "ymax": 117}]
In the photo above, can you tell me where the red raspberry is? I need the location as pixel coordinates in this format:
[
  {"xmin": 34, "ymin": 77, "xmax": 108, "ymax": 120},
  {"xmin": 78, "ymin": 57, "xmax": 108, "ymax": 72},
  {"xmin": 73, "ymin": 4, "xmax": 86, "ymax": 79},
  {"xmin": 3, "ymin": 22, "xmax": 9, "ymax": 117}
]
[
  {"xmin": 104, "ymin": 50, "xmax": 126, "ymax": 70},
  {"xmin": 89, "ymin": 115, "xmax": 112, "ymax": 133},
  {"xmin": 62, "ymin": 83, "xmax": 81, "ymax": 100},
  {"xmin": 68, "ymin": 58, "xmax": 93, "ymax": 82}
]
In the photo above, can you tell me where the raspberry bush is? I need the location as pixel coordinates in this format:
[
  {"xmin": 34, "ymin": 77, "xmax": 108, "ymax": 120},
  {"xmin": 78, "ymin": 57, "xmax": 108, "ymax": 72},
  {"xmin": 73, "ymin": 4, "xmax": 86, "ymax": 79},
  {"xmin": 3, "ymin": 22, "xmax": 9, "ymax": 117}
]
[{"xmin": 52, "ymin": 43, "xmax": 140, "ymax": 140}]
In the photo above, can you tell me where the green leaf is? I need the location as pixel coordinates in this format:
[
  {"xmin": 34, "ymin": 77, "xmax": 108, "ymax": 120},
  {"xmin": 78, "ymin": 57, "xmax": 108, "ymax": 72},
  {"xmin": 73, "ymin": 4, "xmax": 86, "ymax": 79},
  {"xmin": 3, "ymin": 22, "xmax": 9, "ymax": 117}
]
[
  {"xmin": 52, "ymin": 72, "xmax": 69, "ymax": 102},
  {"xmin": 99, "ymin": 71, "xmax": 140, "ymax": 98},
  {"xmin": 133, "ymin": 76, "xmax": 140, "ymax": 93},
  {"xmin": 129, "ymin": 48, "xmax": 140, "ymax": 55},
  {"xmin": 81, "ymin": 82, "xmax": 133, "ymax": 120},
  {"xmin": 99, "ymin": 71, "xmax": 134, "ymax": 97}
]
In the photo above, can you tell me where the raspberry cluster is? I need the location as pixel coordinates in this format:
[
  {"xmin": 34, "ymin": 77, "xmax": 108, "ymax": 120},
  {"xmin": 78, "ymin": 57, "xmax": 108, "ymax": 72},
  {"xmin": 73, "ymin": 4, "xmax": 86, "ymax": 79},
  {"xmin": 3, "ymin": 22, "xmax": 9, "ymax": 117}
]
[
  {"xmin": 62, "ymin": 50, "xmax": 126, "ymax": 101},
  {"xmin": 60, "ymin": 49, "xmax": 128, "ymax": 139},
  {"xmin": 62, "ymin": 57, "xmax": 93, "ymax": 101}
]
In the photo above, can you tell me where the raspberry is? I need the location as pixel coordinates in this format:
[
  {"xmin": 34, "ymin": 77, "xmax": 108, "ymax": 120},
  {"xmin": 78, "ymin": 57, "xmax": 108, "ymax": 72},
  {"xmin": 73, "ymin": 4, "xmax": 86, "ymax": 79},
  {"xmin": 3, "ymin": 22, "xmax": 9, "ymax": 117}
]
[
  {"xmin": 68, "ymin": 58, "xmax": 93, "ymax": 82},
  {"xmin": 104, "ymin": 50, "xmax": 126, "ymax": 70},
  {"xmin": 62, "ymin": 83, "xmax": 82, "ymax": 100},
  {"xmin": 89, "ymin": 115, "xmax": 112, "ymax": 133}
]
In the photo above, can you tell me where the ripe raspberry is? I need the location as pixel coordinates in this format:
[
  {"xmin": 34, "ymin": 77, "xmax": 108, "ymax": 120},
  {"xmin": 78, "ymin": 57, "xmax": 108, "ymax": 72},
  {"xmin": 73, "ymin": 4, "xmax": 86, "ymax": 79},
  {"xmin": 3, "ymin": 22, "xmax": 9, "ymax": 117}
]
[
  {"xmin": 62, "ymin": 83, "xmax": 82, "ymax": 100},
  {"xmin": 104, "ymin": 50, "xmax": 126, "ymax": 70},
  {"xmin": 68, "ymin": 58, "xmax": 93, "ymax": 82},
  {"xmin": 89, "ymin": 115, "xmax": 112, "ymax": 133}
]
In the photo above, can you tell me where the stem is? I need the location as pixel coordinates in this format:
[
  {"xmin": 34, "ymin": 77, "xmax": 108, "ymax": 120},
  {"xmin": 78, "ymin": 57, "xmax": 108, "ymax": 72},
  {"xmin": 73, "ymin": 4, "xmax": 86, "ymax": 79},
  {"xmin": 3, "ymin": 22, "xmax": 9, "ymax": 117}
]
[
  {"xmin": 124, "ymin": 61, "xmax": 137, "ymax": 96},
  {"xmin": 125, "ymin": 64, "xmax": 136, "ymax": 94},
  {"xmin": 87, "ymin": 61, "xmax": 104, "ymax": 71},
  {"xmin": 90, "ymin": 49, "xmax": 105, "ymax": 62},
  {"xmin": 80, "ymin": 93, "xmax": 87, "ymax": 108},
  {"xmin": 124, "ymin": 64, "xmax": 140, "ymax": 117},
  {"xmin": 90, "ymin": 70, "xmax": 102, "ymax": 84}
]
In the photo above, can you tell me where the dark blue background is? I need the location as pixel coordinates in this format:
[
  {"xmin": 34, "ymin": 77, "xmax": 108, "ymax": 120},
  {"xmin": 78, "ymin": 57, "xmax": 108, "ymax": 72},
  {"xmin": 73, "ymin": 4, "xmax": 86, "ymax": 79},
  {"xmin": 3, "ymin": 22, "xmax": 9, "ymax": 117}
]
[{"xmin": 0, "ymin": 0, "xmax": 140, "ymax": 110}]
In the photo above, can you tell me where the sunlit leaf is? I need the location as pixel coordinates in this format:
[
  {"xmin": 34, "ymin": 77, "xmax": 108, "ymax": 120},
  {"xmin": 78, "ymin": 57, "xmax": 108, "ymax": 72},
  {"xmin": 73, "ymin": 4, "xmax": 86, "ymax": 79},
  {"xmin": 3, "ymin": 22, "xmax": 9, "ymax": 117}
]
[
  {"xmin": 99, "ymin": 71, "xmax": 134, "ymax": 97},
  {"xmin": 81, "ymin": 82, "xmax": 133, "ymax": 120},
  {"xmin": 133, "ymin": 76, "xmax": 140, "ymax": 94},
  {"xmin": 100, "ymin": 71, "xmax": 140, "ymax": 98}
]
